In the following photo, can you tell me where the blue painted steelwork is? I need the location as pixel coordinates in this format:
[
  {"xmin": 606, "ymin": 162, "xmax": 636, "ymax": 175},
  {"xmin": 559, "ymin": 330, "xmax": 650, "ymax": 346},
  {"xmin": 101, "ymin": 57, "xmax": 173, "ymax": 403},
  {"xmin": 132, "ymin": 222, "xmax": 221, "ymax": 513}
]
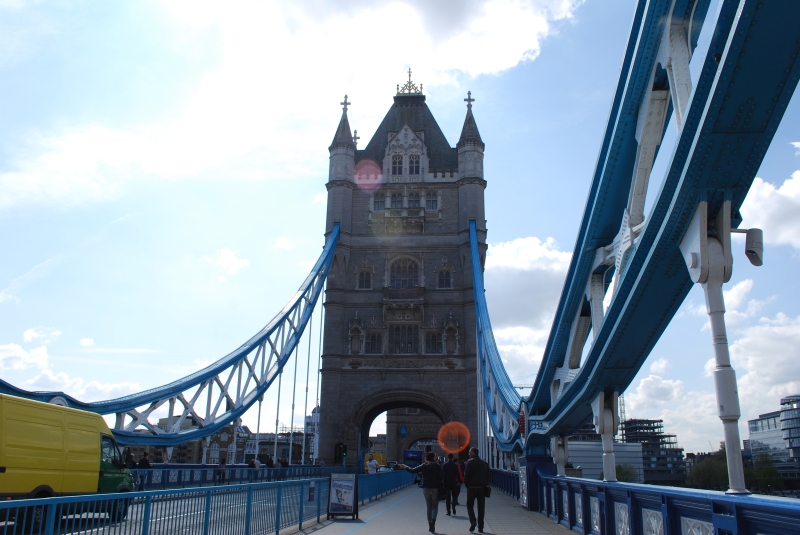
[
  {"xmin": 538, "ymin": 470, "xmax": 800, "ymax": 535},
  {"xmin": 0, "ymin": 224, "xmax": 340, "ymax": 445},
  {"xmin": 0, "ymin": 472, "xmax": 414, "ymax": 535},
  {"xmin": 522, "ymin": 0, "xmax": 800, "ymax": 448},
  {"xmin": 490, "ymin": 468, "xmax": 520, "ymax": 500},
  {"xmin": 130, "ymin": 465, "xmax": 358, "ymax": 490},
  {"xmin": 470, "ymin": 220, "xmax": 522, "ymax": 451}
]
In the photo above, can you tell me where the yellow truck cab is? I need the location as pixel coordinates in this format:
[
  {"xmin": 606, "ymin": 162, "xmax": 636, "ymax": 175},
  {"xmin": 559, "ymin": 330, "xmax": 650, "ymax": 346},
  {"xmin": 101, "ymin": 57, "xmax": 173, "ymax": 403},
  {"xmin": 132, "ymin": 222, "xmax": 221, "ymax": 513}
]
[{"xmin": 0, "ymin": 394, "xmax": 134, "ymax": 503}]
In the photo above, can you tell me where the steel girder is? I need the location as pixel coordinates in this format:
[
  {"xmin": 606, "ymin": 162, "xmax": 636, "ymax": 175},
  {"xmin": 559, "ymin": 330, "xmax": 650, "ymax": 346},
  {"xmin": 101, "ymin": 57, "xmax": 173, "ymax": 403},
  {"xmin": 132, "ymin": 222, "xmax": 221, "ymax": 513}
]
[
  {"xmin": 0, "ymin": 224, "xmax": 340, "ymax": 445},
  {"xmin": 470, "ymin": 220, "xmax": 523, "ymax": 452},
  {"xmin": 526, "ymin": 0, "xmax": 800, "ymax": 446}
]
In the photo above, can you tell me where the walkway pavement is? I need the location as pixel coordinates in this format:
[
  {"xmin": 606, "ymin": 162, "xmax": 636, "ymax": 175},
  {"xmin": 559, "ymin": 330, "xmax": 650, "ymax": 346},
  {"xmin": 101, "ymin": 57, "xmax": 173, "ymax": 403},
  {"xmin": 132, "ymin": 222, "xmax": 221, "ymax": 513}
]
[{"xmin": 298, "ymin": 485, "xmax": 572, "ymax": 535}]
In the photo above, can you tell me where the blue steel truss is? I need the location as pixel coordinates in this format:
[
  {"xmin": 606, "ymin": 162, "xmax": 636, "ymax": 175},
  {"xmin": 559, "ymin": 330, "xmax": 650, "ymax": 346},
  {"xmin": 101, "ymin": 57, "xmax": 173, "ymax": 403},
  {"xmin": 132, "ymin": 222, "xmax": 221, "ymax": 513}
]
[
  {"xmin": 0, "ymin": 224, "xmax": 340, "ymax": 446},
  {"xmin": 470, "ymin": 220, "xmax": 522, "ymax": 452}
]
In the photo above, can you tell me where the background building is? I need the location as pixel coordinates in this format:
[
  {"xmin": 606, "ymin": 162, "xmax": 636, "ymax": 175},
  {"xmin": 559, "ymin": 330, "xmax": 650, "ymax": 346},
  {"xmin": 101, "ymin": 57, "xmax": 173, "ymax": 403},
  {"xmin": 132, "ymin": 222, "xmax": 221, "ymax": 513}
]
[{"xmin": 620, "ymin": 419, "xmax": 686, "ymax": 486}]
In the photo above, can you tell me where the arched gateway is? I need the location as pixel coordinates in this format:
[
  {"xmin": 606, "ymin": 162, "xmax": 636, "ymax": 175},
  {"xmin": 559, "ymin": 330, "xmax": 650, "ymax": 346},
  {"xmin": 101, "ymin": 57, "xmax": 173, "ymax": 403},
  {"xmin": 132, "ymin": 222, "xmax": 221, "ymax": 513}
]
[{"xmin": 319, "ymin": 75, "xmax": 488, "ymax": 464}]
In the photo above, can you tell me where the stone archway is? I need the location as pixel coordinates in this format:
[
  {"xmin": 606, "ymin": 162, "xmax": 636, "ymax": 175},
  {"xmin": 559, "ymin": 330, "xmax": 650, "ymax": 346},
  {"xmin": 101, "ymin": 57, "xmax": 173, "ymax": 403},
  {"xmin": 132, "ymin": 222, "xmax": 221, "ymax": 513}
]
[{"xmin": 348, "ymin": 388, "xmax": 457, "ymax": 451}]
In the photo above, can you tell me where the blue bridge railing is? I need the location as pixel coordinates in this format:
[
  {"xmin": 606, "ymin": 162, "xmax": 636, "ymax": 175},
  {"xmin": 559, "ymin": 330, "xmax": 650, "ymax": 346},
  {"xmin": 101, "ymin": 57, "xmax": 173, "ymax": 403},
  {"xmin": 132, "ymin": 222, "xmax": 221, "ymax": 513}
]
[
  {"xmin": 0, "ymin": 471, "xmax": 412, "ymax": 535},
  {"xmin": 490, "ymin": 468, "xmax": 520, "ymax": 500},
  {"xmin": 130, "ymin": 465, "xmax": 358, "ymax": 490},
  {"xmin": 538, "ymin": 470, "xmax": 800, "ymax": 535}
]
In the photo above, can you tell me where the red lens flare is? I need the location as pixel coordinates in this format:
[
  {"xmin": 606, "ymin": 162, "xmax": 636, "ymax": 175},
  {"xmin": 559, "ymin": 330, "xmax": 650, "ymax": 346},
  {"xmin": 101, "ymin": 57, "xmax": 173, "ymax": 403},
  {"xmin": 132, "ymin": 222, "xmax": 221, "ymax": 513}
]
[
  {"xmin": 437, "ymin": 422, "xmax": 471, "ymax": 454},
  {"xmin": 354, "ymin": 159, "xmax": 383, "ymax": 193}
]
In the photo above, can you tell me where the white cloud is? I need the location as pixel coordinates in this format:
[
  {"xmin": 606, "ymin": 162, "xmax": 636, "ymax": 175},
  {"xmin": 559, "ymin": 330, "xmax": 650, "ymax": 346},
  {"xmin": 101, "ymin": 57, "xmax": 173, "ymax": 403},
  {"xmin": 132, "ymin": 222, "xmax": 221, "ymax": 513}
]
[
  {"xmin": 0, "ymin": 343, "xmax": 49, "ymax": 370},
  {"xmin": 24, "ymin": 369, "xmax": 141, "ymax": 402},
  {"xmin": 22, "ymin": 327, "xmax": 62, "ymax": 344},
  {"xmin": 486, "ymin": 236, "xmax": 571, "ymax": 272},
  {"xmin": 739, "ymin": 172, "xmax": 800, "ymax": 249},
  {"xmin": 80, "ymin": 338, "xmax": 94, "ymax": 347},
  {"xmin": 274, "ymin": 237, "xmax": 293, "ymax": 250},
  {"xmin": 792, "ymin": 141, "xmax": 800, "ymax": 156},
  {"xmin": 649, "ymin": 357, "xmax": 669, "ymax": 374},
  {"xmin": 0, "ymin": 0, "xmax": 584, "ymax": 208},
  {"xmin": 205, "ymin": 247, "xmax": 249, "ymax": 278},
  {"xmin": 626, "ymin": 374, "xmax": 684, "ymax": 412},
  {"xmin": 0, "ymin": 256, "xmax": 61, "ymax": 303}
]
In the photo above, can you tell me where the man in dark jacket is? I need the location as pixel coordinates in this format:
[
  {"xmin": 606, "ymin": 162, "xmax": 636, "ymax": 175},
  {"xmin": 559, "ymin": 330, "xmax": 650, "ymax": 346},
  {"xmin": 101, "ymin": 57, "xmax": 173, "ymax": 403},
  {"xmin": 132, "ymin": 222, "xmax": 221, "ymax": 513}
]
[
  {"xmin": 400, "ymin": 452, "xmax": 445, "ymax": 533},
  {"xmin": 442, "ymin": 453, "xmax": 462, "ymax": 516},
  {"xmin": 463, "ymin": 447, "xmax": 490, "ymax": 533}
]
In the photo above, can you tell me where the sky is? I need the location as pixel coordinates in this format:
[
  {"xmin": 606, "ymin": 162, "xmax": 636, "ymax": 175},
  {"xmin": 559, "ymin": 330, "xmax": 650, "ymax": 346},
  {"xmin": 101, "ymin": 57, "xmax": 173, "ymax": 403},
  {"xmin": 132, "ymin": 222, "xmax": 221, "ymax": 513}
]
[{"xmin": 1, "ymin": 0, "xmax": 799, "ymax": 455}]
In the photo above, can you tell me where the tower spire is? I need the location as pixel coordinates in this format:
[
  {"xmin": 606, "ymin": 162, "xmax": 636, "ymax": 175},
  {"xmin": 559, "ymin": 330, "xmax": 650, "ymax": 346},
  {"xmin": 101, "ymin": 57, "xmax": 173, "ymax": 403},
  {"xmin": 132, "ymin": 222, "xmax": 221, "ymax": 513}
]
[
  {"xmin": 458, "ymin": 91, "xmax": 484, "ymax": 149},
  {"xmin": 330, "ymin": 94, "xmax": 355, "ymax": 150}
]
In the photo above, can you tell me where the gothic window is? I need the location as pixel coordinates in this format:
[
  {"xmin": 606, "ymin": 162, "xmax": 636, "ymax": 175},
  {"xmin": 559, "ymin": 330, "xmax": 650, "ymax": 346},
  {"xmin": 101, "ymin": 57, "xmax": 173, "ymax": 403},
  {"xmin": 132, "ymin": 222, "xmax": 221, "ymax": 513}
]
[
  {"xmin": 438, "ymin": 270, "xmax": 451, "ymax": 289},
  {"xmin": 388, "ymin": 325, "xmax": 419, "ymax": 353},
  {"xmin": 446, "ymin": 326, "xmax": 457, "ymax": 354},
  {"xmin": 408, "ymin": 193, "xmax": 420, "ymax": 208},
  {"xmin": 390, "ymin": 258, "xmax": 420, "ymax": 288},
  {"xmin": 425, "ymin": 332, "xmax": 443, "ymax": 354},
  {"xmin": 350, "ymin": 327, "xmax": 362, "ymax": 354},
  {"xmin": 426, "ymin": 196, "xmax": 437, "ymax": 210},
  {"xmin": 374, "ymin": 194, "xmax": 385, "ymax": 211},
  {"xmin": 358, "ymin": 271, "xmax": 372, "ymax": 289},
  {"xmin": 409, "ymin": 155, "xmax": 420, "ymax": 175},
  {"xmin": 391, "ymin": 194, "xmax": 402, "ymax": 209},
  {"xmin": 392, "ymin": 155, "xmax": 403, "ymax": 175},
  {"xmin": 365, "ymin": 333, "xmax": 382, "ymax": 354}
]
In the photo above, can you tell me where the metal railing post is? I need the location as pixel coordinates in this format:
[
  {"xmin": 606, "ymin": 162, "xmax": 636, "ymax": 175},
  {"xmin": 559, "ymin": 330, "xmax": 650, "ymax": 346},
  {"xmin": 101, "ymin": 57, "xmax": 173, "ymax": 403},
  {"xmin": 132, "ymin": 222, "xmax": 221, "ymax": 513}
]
[
  {"xmin": 141, "ymin": 495, "xmax": 153, "ymax": 535},
  {"xmin": 298, "ymin": 482, "xmax": 305, "ymax": 528},
  {"xmin": 244, "ymin": 486, "xmax": 253, "ymax": 535},
  {"xmin": 202, "ymin": 489, "xmax": 212, "ymax": 535},
  {"xmin": 275, "ymin": 483, "xmax": 283, "ymax": 535},
  {"xmin": 43, "ymin": 502, "xmax": 57, "ymax": 535},
  {"xmin": 317, "ymin": 478, "xmax": 322, "ymax": 523}
]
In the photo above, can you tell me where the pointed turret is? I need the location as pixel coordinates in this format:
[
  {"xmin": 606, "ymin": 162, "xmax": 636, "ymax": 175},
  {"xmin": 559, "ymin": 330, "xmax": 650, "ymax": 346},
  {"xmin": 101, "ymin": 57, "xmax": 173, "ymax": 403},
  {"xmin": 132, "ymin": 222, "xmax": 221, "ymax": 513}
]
[
  {"xmin": 457, "ymin": 91, "xmax": 484, "ymax": 180},
  {"xmin": 328, "ymin": 95, "xmax": 356, "ymax": 183}
]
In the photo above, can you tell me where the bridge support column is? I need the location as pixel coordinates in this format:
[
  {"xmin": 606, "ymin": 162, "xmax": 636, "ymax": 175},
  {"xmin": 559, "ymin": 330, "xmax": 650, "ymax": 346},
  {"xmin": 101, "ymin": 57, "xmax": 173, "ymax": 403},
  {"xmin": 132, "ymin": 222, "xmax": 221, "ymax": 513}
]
[
  {"xmin": 680, "ymin": 201, "xmax": 749, "ymax": 494},
  {"xmin": 550, "ymin": 435, "xmax": 568, "ymax": 477},
  {"xmin": 591, "ymin": 391, "xmax": 619, "ymax": 482}
]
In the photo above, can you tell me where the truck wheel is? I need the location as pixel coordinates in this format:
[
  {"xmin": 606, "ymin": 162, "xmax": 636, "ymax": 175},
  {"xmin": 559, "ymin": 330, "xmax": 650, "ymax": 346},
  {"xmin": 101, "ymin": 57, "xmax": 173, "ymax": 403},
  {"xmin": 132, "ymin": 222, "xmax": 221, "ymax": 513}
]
[{"xmin": 109, "ymin": 496, "xmax": 129, "ymax": 522}]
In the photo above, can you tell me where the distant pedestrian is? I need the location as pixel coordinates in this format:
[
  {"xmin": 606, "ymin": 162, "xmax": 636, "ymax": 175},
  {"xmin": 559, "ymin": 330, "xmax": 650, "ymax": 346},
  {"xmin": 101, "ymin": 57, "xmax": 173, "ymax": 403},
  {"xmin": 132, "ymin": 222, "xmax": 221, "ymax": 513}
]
[
  {"xmin": 254, "ymin": 458, "xmax": 262, "ymax": 468},
  {"xmin": 217, "ymin": 458, "xmax": 227, "ymax": 485},
  {"xmin": 399, "ymin": 452, "xmax": 444, "ymax": 532},
  {"xmin": 265, "ymin": 455, "xmax": 275, "ymax": 469},
  {"xmin": 137, "ymin": 452, "xmax": 151, "ymax": 491},
  {"xmin": 366, "ymin": 453, "xmax": 379, "ymax": 474},
  {"xmin": 442, "ymin": 453, "xmax": 463, "ymax": 516},
  {"xmin": 280, "ymin": 457, "xmax": 289, "ymax": 468},
  {"xmin": 463, "ymin": 447, "xmax": 491, "ymax": 533}
]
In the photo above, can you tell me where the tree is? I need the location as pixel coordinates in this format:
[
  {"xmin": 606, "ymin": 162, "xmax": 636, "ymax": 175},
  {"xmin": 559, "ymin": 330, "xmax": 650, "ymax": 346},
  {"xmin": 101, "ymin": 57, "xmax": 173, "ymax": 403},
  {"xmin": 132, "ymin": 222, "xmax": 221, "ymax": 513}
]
[
  {"xmin": 598, "ymin": 464, "xmax": 639, "ymax": 483},
  {"xmin": 686, "ymin": 445, "xmax": 728, "ymax": 490}
]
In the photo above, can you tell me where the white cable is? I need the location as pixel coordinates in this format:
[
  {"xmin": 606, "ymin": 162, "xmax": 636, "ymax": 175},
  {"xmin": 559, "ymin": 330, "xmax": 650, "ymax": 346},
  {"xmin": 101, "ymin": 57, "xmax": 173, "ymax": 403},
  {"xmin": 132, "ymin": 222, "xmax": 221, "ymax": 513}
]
[{"xmin": 301, "ymin": 308, "xmax": 315, "ymax": 465}]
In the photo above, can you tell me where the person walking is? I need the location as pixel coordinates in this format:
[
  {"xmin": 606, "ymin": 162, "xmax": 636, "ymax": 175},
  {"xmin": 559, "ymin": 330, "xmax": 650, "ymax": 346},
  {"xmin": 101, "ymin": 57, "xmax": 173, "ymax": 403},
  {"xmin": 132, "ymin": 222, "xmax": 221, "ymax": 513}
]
[
  {"xmin": 442, "ymin": 453, "xmax": 463, "ymax": 516},
  {"xmin": 399, "ymin": 452, "xmax": 445, "ymax": 532},
  {"xmin": 137, "ymin": 451, "xmax": 151, "ymax": 491},
  {"xmin": 366, "ymin": 453, "xmax": 379, "ymax": 474},
  {"xmin": 463, "ymin": 447, "xmax": 490, "ymax": 533}
]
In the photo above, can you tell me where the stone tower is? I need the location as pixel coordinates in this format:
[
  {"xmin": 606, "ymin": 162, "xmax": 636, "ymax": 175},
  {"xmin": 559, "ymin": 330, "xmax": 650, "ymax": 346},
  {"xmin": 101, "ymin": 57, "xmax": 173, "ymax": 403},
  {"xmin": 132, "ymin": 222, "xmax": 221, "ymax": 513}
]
[{"xmin": 319, "ymin": 75, "xmax": 487, "ymax": 465}]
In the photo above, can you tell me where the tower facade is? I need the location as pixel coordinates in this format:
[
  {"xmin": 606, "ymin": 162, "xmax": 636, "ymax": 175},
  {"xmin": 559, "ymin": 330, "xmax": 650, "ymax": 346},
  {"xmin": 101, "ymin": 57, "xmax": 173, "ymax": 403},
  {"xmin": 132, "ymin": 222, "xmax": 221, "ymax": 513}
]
[{"xmin": 319, "ymin": 76, "xmax": 487, "ymax": 464}]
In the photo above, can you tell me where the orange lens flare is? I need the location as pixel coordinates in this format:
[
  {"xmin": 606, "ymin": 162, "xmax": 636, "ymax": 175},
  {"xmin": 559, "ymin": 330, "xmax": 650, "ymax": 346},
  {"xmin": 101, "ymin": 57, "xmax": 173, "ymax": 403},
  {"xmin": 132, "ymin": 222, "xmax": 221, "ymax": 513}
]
[{"xmin": 437, "ymin": 422, "xmax": 471, "ymax": 454}]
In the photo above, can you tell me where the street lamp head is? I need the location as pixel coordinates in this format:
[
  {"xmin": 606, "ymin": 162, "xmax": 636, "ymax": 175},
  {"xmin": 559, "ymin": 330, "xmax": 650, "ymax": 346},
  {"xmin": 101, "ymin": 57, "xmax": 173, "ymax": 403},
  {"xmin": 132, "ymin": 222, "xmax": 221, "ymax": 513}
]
[{"xmin": 744, "ymin": 228, "xmax": 763, "ymax": 266}]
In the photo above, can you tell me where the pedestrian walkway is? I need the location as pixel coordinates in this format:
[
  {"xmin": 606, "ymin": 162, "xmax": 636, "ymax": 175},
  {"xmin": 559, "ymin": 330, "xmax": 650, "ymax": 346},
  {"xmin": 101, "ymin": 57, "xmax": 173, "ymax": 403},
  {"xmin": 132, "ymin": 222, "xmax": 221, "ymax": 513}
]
[{"xmin": 299, "ymin": 485, "xmax": 572, "ymax": 535}]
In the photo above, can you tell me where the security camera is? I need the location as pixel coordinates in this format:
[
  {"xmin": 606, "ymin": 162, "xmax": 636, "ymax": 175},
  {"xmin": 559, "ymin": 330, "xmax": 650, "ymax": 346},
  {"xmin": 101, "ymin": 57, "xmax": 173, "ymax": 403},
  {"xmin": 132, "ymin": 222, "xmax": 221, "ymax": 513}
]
[{"xmin": 745, "ymin": 228, "xmax": 763, "ymax": 266}]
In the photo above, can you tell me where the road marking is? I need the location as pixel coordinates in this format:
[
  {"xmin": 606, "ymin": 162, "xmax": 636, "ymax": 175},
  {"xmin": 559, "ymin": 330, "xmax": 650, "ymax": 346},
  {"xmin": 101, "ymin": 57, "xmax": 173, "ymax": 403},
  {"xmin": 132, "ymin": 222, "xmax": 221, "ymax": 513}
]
[{"xmin": 339, "ymin": 491, "xmax": 416, "ymax": 535}]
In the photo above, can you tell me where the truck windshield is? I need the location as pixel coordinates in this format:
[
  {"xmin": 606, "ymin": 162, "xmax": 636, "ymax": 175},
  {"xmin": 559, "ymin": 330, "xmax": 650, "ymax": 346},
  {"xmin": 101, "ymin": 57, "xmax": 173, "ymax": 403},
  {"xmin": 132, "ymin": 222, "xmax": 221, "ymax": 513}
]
[{"xmin": 101, "ymin": 435, "xmax": 119, "ymax": 464}]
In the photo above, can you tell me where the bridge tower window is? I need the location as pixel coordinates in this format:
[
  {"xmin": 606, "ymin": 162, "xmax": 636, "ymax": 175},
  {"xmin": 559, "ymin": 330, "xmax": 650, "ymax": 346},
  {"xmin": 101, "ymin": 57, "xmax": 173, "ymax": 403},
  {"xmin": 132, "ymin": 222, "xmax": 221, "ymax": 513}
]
[
  {"xmin": 388, "ymin": 324, "xmax": 419, "ymax": 353},
  {"xmin": 365, "ymin": 333, "xmax": 382, "ymax": 354},
  {"xmin": 425, "ymin": 332, "xmax": 443, "ymax": 354},
  {"xmin": 408, "ymin": 193, "xmax": 420, "ymax": 208},
  {"xmin": 438, "ymin": 270, "xmax": 451, "ymax": 289},
  {"xmin": 409, "ymin": 155, "xmax": 420, "ymax": 175},
  {"xmin": 426, "ymin": 196, "xmax": 437, "ymax": 210},
  {"xmin": 374, "ymin": 194, "xmax": 385, "ymax": 211},
  {"xmin": 390, "ymin": 258, "xmax": 420, "ymax": 288},
  {"xmin": 358, "ymin": 271, "xmax": 371, "ymax": 289},
  {"xmin": 391, "ymin": 194, "xmax": 402, "ymax": 209},
  {"xmin": 392, "ymin": 155, "xmax": 403, "ymax": 175}
]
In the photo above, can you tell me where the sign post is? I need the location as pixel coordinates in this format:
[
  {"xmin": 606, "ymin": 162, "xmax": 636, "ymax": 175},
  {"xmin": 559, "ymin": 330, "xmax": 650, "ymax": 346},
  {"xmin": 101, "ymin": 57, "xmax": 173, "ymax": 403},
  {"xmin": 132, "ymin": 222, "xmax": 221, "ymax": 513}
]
[{"xmin": 327, "ymin": 473, "xmax": 358, "ymax": 520}]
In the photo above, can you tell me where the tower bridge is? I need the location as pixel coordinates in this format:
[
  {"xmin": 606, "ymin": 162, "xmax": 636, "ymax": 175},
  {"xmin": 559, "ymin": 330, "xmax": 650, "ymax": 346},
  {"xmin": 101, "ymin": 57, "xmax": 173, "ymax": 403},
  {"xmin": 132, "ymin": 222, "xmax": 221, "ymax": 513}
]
[{"xmin": 3, "ymin": 0, "xmax": 800, "ymax": 532}]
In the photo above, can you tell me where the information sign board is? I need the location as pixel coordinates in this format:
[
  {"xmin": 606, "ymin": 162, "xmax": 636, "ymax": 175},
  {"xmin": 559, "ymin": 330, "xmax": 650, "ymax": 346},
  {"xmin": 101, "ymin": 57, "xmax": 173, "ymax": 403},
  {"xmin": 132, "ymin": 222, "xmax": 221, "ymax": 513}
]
[{"xmin": 327, "ymin": 473, "xmax": 358, "ymax": 519}]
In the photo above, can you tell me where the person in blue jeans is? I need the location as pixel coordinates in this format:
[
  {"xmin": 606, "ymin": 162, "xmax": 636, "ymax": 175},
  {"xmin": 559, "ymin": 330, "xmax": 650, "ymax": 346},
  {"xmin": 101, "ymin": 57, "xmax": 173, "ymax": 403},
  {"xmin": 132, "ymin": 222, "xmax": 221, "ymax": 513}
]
[{"xmin": 399, "ymin": 452, "xmax": 444, "ymax": 532}]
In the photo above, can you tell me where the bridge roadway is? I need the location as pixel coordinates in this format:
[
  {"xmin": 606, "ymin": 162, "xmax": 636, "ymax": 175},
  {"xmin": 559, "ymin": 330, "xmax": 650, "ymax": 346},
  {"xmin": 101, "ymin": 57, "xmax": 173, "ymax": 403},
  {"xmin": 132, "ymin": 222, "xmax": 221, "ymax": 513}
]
[{"xmin": 311, "ymin": 486, "xmax": 566, "ymax": 535}]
